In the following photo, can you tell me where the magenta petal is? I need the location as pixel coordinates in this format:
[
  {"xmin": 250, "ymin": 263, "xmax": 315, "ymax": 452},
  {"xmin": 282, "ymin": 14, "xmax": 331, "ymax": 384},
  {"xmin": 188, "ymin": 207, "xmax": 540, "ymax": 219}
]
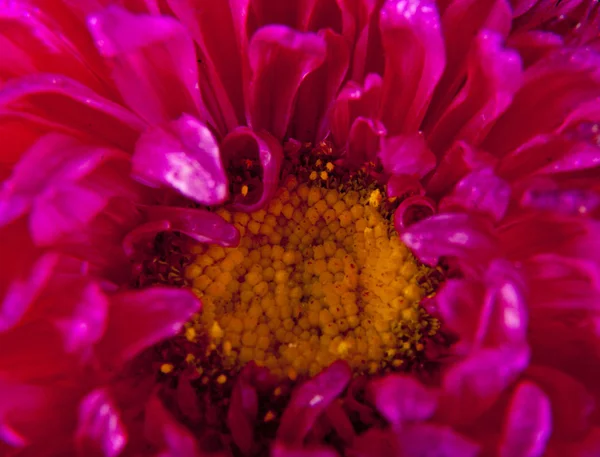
[
  {"xmin": 386, "ymin": 174, "xmax": 424, "ymax": 199},
  {"xmin": 142, "ymin": 206, "xmax": 240, "ymax": 247},
  {"xmin": 227, "ymin": 378, "xmax": 258, "ymax": 455},
  {"xmin": 271, "ymin": 443, "xmax": 340, "ymax": 457},
  {"xmin": 87, "ymin": 6, "xmax": 205, "ymax": 125},
  {"xmin": 95, "ymin": 287, "xmax": 200, "ymax": 367},
  {"xmin": 401, "ymin": 213, "xmax": 499, "ymax": 269},
  {"xmin": 367, "ymin": 374, "xmax": 437, "ymax": 425},
  {"xmin": 396, "ymin": 424, "xmax": 480, "ymax": 457},
  {"xmin": 132, "ymin": 114, "xmax": 228, "ymax": 205},
  {"xmin": 439, "ymin": 168, "xmax": 511, "ymax": 223},
  {"xmin": 122, "ymin": 220, "xmax": 171, "ymax": 258},
  {"xmin": 0, "ymin": 74, "xmax": 145, "ymax": 150},
  {"xmin": 329, "ymin": 73, "xmax": 383, "ymax": 149},
  {"xmin": 221, "ymin": 128, "xmax": 283, "ymax": 212},
  {"xmin": 438, "ymin": 345, "xmax": 530, "ymax": 425},
  {"xmin": 278, "ymin": 361, "xmax": 351, "ymax": 444},
  {"xmin": 168, "ymin": 0, "xmax": 248, "ymax": 132},
  {"xmin": 526, "ymin": 365, "xmax": 594, "ymax": 440},
  {"xmin": 346, "ymin": 117, "xmax": 386, "ymax": 167},
  {"xmin": 393, "ymin": 196, "xmax": 436, "ymax": 230},
  {"xmin": 500, "ymin": 382, "xmax": 552, "ymax": 457},
  {"xmin": 378, "ymin": 134, "xmax": 436, "ymax": 178},
  {"xmin": 290, "ymin": 29, "xmax": 350, "ymax": 142},
  {"xmin": 75, "ymin": 389, "xmax": 127, "ymax": 457},
  {"xmin": 507, "ymin": 31, "xmax": 564, "ymax": 68},
  {"xmin": 378, "ymin": 0, "xmax": 445, "ymax": 135},
  {"xmin": 426, "ymin": 31, "xmax": 523, "ymax": 155},
  {"xmin": 247, "ymin": 25, "xmax": 326, "ymax": 140}
]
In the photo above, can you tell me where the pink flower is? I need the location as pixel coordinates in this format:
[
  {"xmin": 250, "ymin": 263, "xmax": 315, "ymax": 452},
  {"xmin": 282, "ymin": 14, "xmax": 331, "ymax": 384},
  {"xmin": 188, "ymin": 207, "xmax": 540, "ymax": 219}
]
[{"xmin": 1, "ymin": 0, "xmax": 599, "ymax": 456}]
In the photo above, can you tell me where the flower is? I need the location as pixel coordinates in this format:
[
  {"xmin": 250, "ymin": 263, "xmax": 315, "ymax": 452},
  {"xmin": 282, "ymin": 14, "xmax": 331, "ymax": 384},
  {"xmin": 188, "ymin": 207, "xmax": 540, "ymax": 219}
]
[{"xmin": 1, "ymin": 0, "xmax": 600, "ymax": 456}]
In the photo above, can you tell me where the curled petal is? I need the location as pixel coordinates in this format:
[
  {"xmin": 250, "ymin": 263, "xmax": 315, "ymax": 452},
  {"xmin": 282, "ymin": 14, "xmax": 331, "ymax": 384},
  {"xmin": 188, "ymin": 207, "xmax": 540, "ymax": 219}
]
[
  {"xmin": 396, "ymin": 424, "xmax": 480, "ymax": 457},
  {"xmin": 329, "ymin": 73, "xmax": 383, "ymax": 149},
  {"xmin": 439, "ymin": 168, "xmax": 511, "ymax": 223},
  {"xmin": 247, "ymin": 25, "xmax": 326, "ymax": 140},
  {"xmin": 367, "ymin": 374, "xmax": 437, "ymax": 425},
  {"xmin": 500, "ymin": 382, "xmax": 552, "ymax": 457},
  {"xmin": 132, "ymin": 114, "xmax": 228, "ymax": 206},
  {"xmin": 346, "ymin": 117, "xmax": 386, "ymax": 167},
  {"xmin": 95, "ymin": 287, "xmax": 200, "ymax": 368},
  {"xmin": 75, "ymin": 389, "xmax": 127, "ymax": 457},
  {"xmin": 483, "ymin": 48, "xmax": 600, "ymax": 156},
  {"xmin": 437, "ymin": 345, "xmax": 530, "ymax": 425},
  {"xmin": 386, "ymin": 174, "xmax": 424, "ymax": 199},
  {"xmin": 401, "ymin": 213, "xmax": 499, "ymax": 269},
  {"xmin": 221, "ymin": 128, "xmax": 283, "ymax": 212},
  {"xmin": 142, "ymin": 206, "xmax": 240, "ymax": 247},
  {"xmin": 426, "ymin": 31, "xmax": 523, "ymax": 155},
  {"xmin": 278, "ymin": 361, "xmax": 351, "ymax": 444},
  {"xmin": 88, "ymin": 6, "xmax": 205, "ymax": 125},
  {"xmin": 393, "ymin": 195, "xmax": 436, "ymax": 230},
  {"xmin": 379, "ymin": 0, "xmax": 445, "ymax": 134},
  {"xmin": 122, "ymin": 220, "xmax": 171, "ymax": 258},
  {"xmin": 0, "ymin": 74, "xmax": 145, "ymax": 150},
  {"xmin": 291, "ymin": 29, "xmax": 350, "ymax": 142},
  {"xmin": 378, "ymin": 134, "xmax": 436, "ymax": 178}
]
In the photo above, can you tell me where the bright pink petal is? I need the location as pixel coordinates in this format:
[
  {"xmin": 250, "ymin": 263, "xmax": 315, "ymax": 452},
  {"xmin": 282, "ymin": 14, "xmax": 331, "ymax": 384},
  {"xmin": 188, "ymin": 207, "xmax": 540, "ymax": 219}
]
[
  {"xmin": 367, "ymin": 374, "xmax": 437, "ymax": 425},
  {"xmin": 0, "ymin": 74, "xmax": 145, "ymax": 150},
  {"xmin": 87, "ymin": 6, "xmax": 205, "ymax": 125},
  {"xmin": 290, "ymin": 29, "xmax": 350, "ymax": 142},
  {"xmin": 378, "ymin": 133, "xmax": 436, "ymax": 178},
  {"xmin": 439, "ymin": 168, "xmax": 511, "ymax": 223},
  {"xmin": 247, "ymin": 25, "xmax": 326, "ymax": 140},
  {"xmin": 329, "ymin": 73, "xmax": 383, "ymax": 149},
  {"xmin": 499, "ymin": 381, "xmax": 552, "ymax": 457},
  {"xmin": 132, "ymin": 114, "xmax": 228, "ymax": 205},
  {"xmin": 507, "ymin": 31, "xmax": 564, "ymax": 68},
  {"xmin": 168, "ymin": 0, "xmax": 248, "ymax": 133},
  {"xmin": 278, "ymin": 361, "xmax": 351, "ymax": 444},
  {"xmin": 221, "ymin": 128, "xmax": 283, "ymax": 212},
  {"xmin": 427, "ymin": 0, "xmax": 511, "ymax": 121},
  {"xmin": 249, "ymin": 0, "xmax": 319, "ymax": 30},
  {"xmin": 519, "ymin": 178, "xmax": 600, "ymax": 218},
  {"xmin": 95, "ymin": 287, "xmax": 200, "ymax": 368},
  {"xmin": 393, "ymin": 195, "xmax": 436, "ymax": 230},
  {"xmin": 378, "ymin": 0, "xmax": 445, "ymax": 135},
  {"xmin": 437, "ymin": 345, "xmax": 530, "ymax": 425},
  {"xmin": 401, "ymin": 213, "xmax": 499, "ymax": 270},
  {"xmin": 426, "ymin": 31, "xmax": 523, "ymax": 155},
  {"xmin": 386, "ymin": 173, "xmax": 424, "ymax": 199},
  {"xmin": 141, "ymin": 206, "xmax": 240, "ymax": 247},
  {"xmin": 483, "ymin": 48, "xmax": 600, "ymax": 157},
  {"xmin": 75, "ymin": 389, "xmax": 127, "ymax": 457}
]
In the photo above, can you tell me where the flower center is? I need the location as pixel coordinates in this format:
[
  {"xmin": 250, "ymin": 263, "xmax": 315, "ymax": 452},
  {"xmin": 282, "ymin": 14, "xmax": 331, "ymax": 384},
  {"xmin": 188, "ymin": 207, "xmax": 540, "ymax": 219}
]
[{"xmin": 182, "ymin": 174, "xmax": 439, "ymax": 379}]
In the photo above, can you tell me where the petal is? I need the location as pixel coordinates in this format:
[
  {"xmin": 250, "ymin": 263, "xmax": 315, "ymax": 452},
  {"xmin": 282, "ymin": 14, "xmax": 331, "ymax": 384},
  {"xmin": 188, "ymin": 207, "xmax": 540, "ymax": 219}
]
[
  {"xmin": 427, "ymin": 0, "xmax": 511, "ymax": 121},
  {"xmin": 506, "ymin": 31, "xmax": 564, "ymax": 68},
  {"xmin": 290, "ymin": 29, "xmax": 350, "ymax": 142},
  {"xmin": 439, "ymin": 168, "xmax": 511, "ymax": 223},
  {"xmin": 227, "ymin": 377, "xmax": 258, "ymax": 456},
  {"xmin": 393, "ymin": 195, "xmax": 436, "ymax": 230},
  {"xmin": 426, "ymin": 31, "xmax": 523, "ymax": 155},
  {"xmin": 483, "ymin": 48, "xmax": 600, "ymax": 156},
  {"xmin": 396, "ymin": 424, "xmax": 480, "ymax": 457},
  {"xmin": 367, "ymin": 374, "xmax": 437, "ymax": 425},
  {"xmin": 132, "ymin": 114, "xmax": 228, "ymax": 205},
  {"xmin": 248, "ymin": 0, "xmax": 323, "ymax": 31},
  {"xmin": 500, "ymin": 382, "xmax": 552, "ymax": 457},
  {"xmin": 247, "ymin": 25, "xmax": 326, "ymax": 140},
  {"xmin": 437, "ymin": 345, "xmax": 530, "ymax": 425},
  {"xmin": 95, "ymin": 287, "xmax": 200, "ymax": 367},
  {"xmin": 329, "ymin": 73, "xmax": 383, "ymax": 149},
  {"xmin": 386, "ymin": 174, "xmax": 425, "ymax": 199},
  {"xmin": 278, "ymin": 361, "xmax": 351, "ymax": 444},
  {"xmin": 75, "ymin": 389, "xmax": 127, "ymax": 457},
  {"xmin": 142, "ymin": 206, "xmax": 240, "ymax": 247},
  {"xmin": 378, "ymin": 133, "xmax": 436, "ymax": 178},
  {"xmin": 526, "ymin": 365, "xmax": 595, "ymax": 440},
  {"xmin": 401, "ymin": 213, "xmax": 499, "ymax": 270},
  {"xmin": 87, "ymin": 6, "xmax": 205, "ymax": 125},
  {"xmin": 122, "ymin": 220, "xmax": 171, "ymax": 258},
  {"xmin": 425, "ymin": 140, "xmax": 498, "ymax": 199},
  {"xmin": 221, "ymin": 128, "xmax": 283, "ymax": 212},
  {"xmin": 168, "ymin": 0, "xmax": 248, "ymax": 131},
  {"xmin": 0, "ymin": 74, "xmax": 145, "ymax": 150},
  {"xmin": 346, "ymin": 117, "xmax": 386, "ymax": 167},
  {"xmin": 379, "ymin": 0, "xmax": 445, "ymax": 134},
  {"xmin": 271, "ymin": 443, "xmax": 340, "ymax": 457}
]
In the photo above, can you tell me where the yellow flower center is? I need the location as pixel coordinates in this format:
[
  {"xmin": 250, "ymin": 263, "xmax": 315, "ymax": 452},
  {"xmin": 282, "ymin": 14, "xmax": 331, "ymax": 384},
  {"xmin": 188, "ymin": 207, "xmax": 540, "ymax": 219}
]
[{"xmin": 183, "ymin": 176, "xmax": 439, "ymax": 379}]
